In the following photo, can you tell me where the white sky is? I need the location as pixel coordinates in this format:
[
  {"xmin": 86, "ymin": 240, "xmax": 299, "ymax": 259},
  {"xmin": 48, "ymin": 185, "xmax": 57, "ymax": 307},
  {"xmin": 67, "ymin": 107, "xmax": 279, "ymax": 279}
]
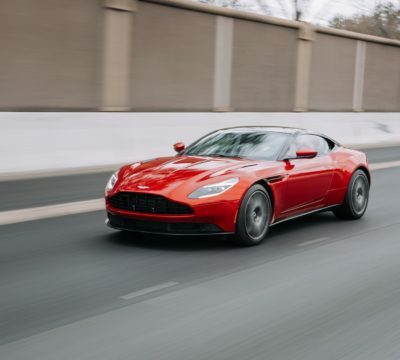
[{"xmin": 302, "ymin": 0, "xmax": 379, "ymax": 23}]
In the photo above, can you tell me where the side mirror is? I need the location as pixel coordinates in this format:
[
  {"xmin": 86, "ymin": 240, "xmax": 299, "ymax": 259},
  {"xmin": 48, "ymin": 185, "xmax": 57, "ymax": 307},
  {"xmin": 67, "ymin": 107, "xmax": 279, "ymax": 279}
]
[
  {"xmin": 173, "ymin": 142, "xmax": 185, "ymax": 153},
  {"xmin": 296, "ymin": 147, "xmax": 318, "ymax": 159}
]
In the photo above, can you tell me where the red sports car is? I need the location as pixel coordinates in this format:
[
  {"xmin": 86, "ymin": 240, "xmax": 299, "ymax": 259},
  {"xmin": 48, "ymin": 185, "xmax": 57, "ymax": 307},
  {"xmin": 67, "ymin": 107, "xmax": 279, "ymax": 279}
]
[{"xmin": 105, "ymin": 127, "xmax": 370, "ymax": 246}]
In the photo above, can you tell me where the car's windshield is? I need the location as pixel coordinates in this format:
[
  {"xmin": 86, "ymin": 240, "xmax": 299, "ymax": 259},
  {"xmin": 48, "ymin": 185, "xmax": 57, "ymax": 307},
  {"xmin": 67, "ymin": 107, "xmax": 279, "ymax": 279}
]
[{"xmin": 184, "ymin": 130, "xmax": 290, "ymax": 161}]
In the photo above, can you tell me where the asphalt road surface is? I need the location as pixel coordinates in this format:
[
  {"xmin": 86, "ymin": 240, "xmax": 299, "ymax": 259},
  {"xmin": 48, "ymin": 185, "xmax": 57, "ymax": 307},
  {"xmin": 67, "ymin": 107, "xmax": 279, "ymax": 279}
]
[{"xmin": 1, "ymin": 147, "xmax": 400, "ymax": 359}]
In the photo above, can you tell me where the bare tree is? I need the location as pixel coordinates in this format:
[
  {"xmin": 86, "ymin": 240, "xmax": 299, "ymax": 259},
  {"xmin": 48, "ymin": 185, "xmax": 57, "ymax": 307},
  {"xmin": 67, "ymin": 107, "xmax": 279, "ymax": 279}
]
[
  {"xmin": 294, "ymin": 0, "xmax": 306, "ymax": 21},
  {"xmin": 330, "ymin": 2, "xmax": 400, "ymax": 39},
  {"xmin": 198, "ymin": 0, "xmax": 271, "ymax": 14},
  {"xmin": 196, "ymin": 0, "xmax": 323, "ymax": 21},
  {"xmin": 267, "ymin": 0, "xmax": 370, "ymax": 22},
  {"xmin": 195, "ymin": 0, "xmax": 378, "ymax": 24}
]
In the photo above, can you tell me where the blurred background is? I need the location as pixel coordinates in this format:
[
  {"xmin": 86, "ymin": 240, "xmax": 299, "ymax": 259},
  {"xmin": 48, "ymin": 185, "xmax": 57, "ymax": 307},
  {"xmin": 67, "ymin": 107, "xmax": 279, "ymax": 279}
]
[
  {"xmin": 0, "ymin": 0, "xmax": 399, "ymax": 174},
  {"xmin": 1, "ymin": 1, "xmax": 400, "ymax": 359},
  {"xmin": 0, "ymin": 0, "xmax": 399, "ymax": 113}
]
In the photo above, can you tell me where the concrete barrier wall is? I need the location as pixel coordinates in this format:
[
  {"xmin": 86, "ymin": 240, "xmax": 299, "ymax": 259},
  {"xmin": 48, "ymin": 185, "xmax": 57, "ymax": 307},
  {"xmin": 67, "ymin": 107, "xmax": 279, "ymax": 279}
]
[
  {"xmin": 231, "ymin": 21, "xmax": 297, "ymax": 111},
  {"xmin": 1, "ymin": 112, "xmax": 400, "ymax": 177},
  {"xmin": 309, "ymin": 34, "xmax": 356, "ymax": 111},
  {"xmin": 0, "ymin": 0, "xmax": 101, "ymax": 110},
  {"xmin": 0, "ymin": 0, "xmax": 399, "ymax": 112},
  {"xmin": 130, "ymin": 2, "xmax": 215, "ymax": 110},
  {"xmin": 363, "ymin": 43, "xmax": 400, "ymax": 112}
]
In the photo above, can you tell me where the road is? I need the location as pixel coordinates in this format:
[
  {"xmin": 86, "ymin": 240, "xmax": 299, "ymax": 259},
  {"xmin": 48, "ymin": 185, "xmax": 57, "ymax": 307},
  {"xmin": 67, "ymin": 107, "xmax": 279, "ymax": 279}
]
[{"xmin": 1, "ymin": 147, "xmax": 400, "ymax": 359}]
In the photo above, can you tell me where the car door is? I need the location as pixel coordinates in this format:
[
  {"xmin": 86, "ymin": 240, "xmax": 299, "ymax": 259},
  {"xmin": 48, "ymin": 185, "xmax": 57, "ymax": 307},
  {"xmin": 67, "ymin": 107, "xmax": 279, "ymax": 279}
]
[{"xmin": 281, "ymin": 134, "xmax": 335, "ymax": 214}]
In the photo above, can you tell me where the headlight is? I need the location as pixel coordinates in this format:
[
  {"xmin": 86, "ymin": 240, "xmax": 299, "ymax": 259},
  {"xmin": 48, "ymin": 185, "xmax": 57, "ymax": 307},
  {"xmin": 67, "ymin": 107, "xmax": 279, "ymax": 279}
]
[
  {"xmin": 188, "ymin": 177, "xmax": 239, "ymax": 199},
  {"xmin": 105, "ymin": 170, "xmax": 119, "ymax": 195}
]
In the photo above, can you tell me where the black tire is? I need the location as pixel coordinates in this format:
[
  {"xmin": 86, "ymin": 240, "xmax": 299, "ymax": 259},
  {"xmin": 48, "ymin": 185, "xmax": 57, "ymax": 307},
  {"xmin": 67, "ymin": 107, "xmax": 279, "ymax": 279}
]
[
  {"xmin": 333, "ymin": 169, "xmax": 369, "ymax": 220},
  {"xmin": 235, "ymin": 184, "xmax": 272, "ymax": 246}
]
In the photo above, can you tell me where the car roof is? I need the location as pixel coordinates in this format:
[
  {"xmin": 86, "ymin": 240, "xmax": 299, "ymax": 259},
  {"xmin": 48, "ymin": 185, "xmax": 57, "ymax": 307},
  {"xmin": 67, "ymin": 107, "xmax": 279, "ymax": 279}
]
[
  {"xmin": 215, "ymin": 126, "xmax": 341, "ymax": 145},
  {"xmin": 217, "ymin": 126, "xmax": 305, "ymax": 134}
]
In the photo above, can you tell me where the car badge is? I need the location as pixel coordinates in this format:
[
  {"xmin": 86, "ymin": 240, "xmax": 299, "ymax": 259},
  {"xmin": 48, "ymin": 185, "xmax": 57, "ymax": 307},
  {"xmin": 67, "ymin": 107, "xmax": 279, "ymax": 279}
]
[{"xmin": 138, "ymin": 185, "xmax": 149, "ymax": 189}]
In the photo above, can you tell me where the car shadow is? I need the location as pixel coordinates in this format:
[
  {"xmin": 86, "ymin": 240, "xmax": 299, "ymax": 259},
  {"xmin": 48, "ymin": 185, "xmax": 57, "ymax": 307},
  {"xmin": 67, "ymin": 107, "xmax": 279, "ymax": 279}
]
[
  {"xmin": 105, "ymin": 212, "xmax": 339, "ymax": 251},
  {"xmin": 268, "ymin": 212, "xmax": 338, "ymax": 240},
  {"xmin": 106, "ymin": 230, "xmax": 237, "ymax": 252}
]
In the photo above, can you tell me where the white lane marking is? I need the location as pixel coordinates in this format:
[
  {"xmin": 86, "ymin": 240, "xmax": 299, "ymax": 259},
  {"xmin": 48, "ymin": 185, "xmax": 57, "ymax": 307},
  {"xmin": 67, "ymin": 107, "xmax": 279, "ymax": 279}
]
[
  {"xmin": 298, "ymin": 237, "xmax": 329, "ymax": 247},
  {"xmin": 370, "ymin": 160, "xmax": 400, "ymax": 171},
  {"xmin": 0, "ymin": 199, "xmax": 104, "ymax": 226},
  {"xmin": 1, "ymin": 160, "xmax": 400, "ymax": 226},
  {"xmin": 0, "ymin": 165, "xmax": 121, "ymax": 182},
  {"xmin": 120, "ymin": 282, "xmax": 179, "ymax": 300}
]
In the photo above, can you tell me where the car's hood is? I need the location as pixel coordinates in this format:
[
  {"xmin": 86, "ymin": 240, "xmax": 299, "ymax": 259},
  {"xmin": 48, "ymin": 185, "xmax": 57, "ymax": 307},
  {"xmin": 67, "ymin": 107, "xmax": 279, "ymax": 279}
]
[{"xmin": 117, "ymin": 156, "xmax": 261, "ymax": 194}]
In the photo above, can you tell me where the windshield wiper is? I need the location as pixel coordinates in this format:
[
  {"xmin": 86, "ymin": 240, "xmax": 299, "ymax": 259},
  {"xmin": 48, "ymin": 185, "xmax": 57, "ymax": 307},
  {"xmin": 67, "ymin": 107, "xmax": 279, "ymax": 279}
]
[{"xmin": 200, "ymin": 153, "xmax": 243, "ymax": 159}]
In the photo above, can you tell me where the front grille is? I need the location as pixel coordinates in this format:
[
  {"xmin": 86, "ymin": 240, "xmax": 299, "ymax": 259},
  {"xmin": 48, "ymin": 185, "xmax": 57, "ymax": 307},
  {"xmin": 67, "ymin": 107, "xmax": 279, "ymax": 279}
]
[
  {"xmin": 107, "ymin": 213, "xmax": 222, "ymax": 234},
  {"xmin": 108, "ymin": 192, "xmax": 193, "ymax": 215}
]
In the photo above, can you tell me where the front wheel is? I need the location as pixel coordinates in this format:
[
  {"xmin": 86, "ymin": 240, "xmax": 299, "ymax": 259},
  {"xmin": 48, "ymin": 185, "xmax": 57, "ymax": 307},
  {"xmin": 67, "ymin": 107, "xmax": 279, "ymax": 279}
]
[
  {"xmin": 235, "ymin": 184, "xmax": 272, "ymax": 246},
  {"xmin": 333, "ymin": 169, "xmax": 369, "ymax": 220}
]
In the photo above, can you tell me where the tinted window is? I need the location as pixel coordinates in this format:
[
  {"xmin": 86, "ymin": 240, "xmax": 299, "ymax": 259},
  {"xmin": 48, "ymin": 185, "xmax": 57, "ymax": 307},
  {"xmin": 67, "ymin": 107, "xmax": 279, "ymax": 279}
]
[
  {"xmin": 185, "ymin": 130, "xmax": 290, "ymax": 161},
  {"xmin": 285, "ymin": 134, "xmax": 331, "ymax": 158}
]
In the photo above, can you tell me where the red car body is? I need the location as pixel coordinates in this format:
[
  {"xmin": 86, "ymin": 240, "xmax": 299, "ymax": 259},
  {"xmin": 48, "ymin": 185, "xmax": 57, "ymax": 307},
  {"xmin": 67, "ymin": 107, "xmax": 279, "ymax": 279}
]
[{"xmin": 105, "ymin": 127, "xmax": 370, "ymax": 237}]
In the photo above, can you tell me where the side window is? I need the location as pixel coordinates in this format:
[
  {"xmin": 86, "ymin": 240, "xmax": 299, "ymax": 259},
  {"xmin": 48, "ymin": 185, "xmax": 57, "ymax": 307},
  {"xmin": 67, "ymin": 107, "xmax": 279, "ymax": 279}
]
[{"xmin": 286, "ymin": 134, "xmax": 331, "ymax": 158}]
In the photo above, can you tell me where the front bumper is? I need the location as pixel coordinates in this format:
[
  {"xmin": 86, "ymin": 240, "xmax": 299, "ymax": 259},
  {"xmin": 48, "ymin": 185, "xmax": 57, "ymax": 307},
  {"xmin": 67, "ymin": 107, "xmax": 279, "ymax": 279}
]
[
  {"xmin": 106, "ymin": 212, "xmax": 233, "ymax": 236},
  {"xmin": 105, "ymin": 196, "xmax": 239, "ymax": 234}
]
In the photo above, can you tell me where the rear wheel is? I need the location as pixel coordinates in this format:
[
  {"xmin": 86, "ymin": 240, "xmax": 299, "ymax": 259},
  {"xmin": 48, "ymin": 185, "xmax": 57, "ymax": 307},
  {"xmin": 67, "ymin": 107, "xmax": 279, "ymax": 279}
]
[
  {"xmin": 333, "ymin": 169, "xmax": 369, "ymax": 220},
  {"xmin": 235, "ymin": 185, "xmax": 272, "ymax": 246}
]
